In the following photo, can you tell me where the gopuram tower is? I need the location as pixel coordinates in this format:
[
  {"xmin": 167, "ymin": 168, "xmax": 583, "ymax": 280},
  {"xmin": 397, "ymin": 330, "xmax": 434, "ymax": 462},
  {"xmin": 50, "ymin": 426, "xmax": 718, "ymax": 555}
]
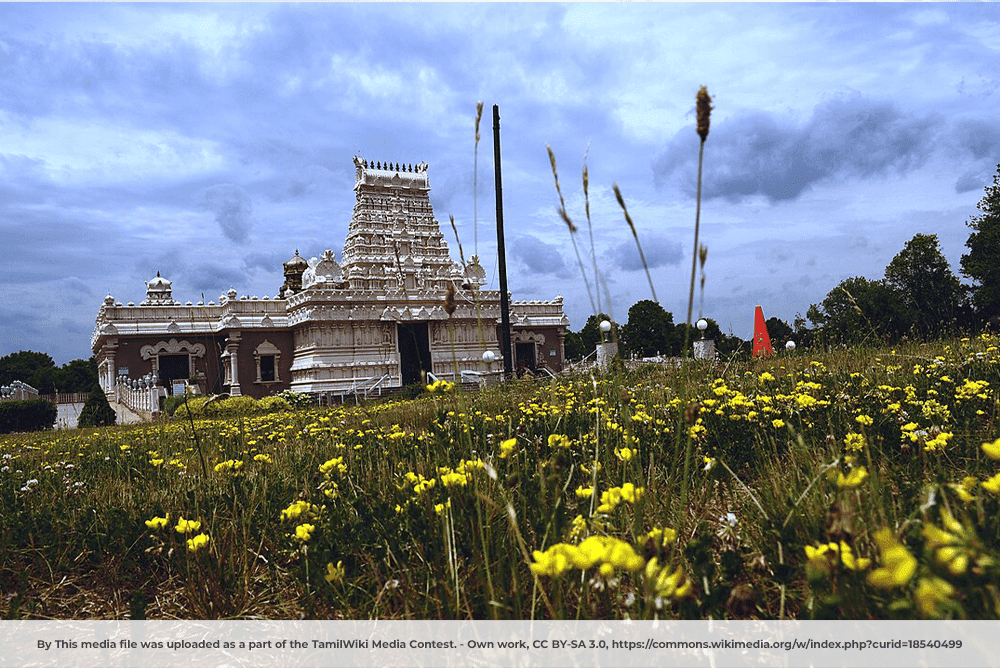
[{"xmin": 285, "ymin": 157, "xmax": 500, "ymax": 395}]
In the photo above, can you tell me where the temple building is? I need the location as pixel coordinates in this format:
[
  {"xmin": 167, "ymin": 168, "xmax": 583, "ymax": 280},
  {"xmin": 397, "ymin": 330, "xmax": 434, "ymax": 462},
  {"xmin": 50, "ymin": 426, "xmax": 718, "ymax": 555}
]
[{"xmin": 92, "ymin": 157, "xmax": 569, "ymax": 406}]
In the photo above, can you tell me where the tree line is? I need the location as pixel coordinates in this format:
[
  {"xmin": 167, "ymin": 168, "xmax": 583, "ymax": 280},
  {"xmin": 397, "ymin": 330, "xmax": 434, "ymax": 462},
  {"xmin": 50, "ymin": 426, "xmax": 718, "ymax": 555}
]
[
  {"xmin": 565, "ymin": 163, "xmax": 1000, "ymax": 358},
  {"xmin": 0, "ymin": 351, "xmax": 98, "ymax": 395}
]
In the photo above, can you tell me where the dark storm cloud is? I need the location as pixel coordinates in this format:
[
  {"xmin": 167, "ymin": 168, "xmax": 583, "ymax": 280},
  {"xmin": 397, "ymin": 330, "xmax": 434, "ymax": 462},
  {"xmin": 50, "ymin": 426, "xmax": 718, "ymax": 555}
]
[
  {"xmin": 198, "ymin": 184, "xmax": 254, "ymax": 243},
  {"xmin": 606, "ymin": 234, "xmax": 684, "ymax": 272},
  {"xmin": 511, "ymin": 235, "xmax": 569, "ymax": 278},
  {"xmin": 185, "ymin": 264, "xmax": 249, "ymax": 298},
  {"xmin": 652, "ymin": 95, "xmax": 944, "ymax": 202}
]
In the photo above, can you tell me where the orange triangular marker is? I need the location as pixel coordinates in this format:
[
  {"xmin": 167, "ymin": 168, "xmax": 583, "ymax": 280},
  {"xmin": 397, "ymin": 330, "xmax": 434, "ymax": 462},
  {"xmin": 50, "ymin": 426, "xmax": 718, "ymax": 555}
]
[{"xmin": 753, "ymin": 305, "xmax": 774, "ymax": 358}]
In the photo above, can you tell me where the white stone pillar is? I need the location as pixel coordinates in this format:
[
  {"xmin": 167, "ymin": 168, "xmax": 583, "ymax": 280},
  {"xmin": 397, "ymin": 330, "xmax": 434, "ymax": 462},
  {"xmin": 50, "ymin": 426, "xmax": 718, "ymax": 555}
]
[
  {"xmin": 225, "ymin": 335, "xmax": 242, "ymax": 396},
  {"xmin": 693, "ymin": 338, "xmax": 716, "ymax": 361},
  {"xmin": 596, "ymin": 342, "xmax": 618, "ymax": 370}
]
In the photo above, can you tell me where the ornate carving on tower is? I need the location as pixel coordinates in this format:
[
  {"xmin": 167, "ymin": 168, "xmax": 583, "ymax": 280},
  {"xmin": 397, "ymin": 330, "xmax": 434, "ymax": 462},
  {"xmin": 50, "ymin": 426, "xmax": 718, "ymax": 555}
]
[{"xmin": 141, "ymin": 272, "xmax": 179, "ymax": 306}]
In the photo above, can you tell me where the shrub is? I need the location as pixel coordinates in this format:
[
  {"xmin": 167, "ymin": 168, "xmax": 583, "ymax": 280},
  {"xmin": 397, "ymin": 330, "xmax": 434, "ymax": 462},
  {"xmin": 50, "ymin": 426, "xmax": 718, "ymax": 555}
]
[
  {"xmin": 209, "ymin": 395, "xmax": 258, "ymax": 416},
  {"xmin": 275, "ymin": 389, "xmax": 314, "ymax": 409},
  {"xmin": 258, "ymin": 396, "xmax": 292, "ymax": 413},
  {"xmin": 0, "ymin": 398, "xmax": 58, "ymax": 433},
  {"xmin": 77, "ymin": 386, "xmax": 116, "ymax": 428},
  {"xmin": 171, "ymin": 395, "xmax": 212, "ymax": 420}
]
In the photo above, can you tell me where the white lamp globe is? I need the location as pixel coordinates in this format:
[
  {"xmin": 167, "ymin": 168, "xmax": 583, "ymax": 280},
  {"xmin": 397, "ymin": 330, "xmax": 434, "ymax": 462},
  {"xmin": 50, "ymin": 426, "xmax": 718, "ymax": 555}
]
[
  {"xmin": 600, "ymin": 320, "xmax": 612, "ymax": 333},
  {"xmin": 696, "ymin": 318, "xmax": 708, "ymax": 332},
  {"xmin": 786, "ymin": 340, "xmax": 796, "ymax": 351},
  {"xmin": 482, "ymin": 350, "xmax": 497, "ymax": 362}
]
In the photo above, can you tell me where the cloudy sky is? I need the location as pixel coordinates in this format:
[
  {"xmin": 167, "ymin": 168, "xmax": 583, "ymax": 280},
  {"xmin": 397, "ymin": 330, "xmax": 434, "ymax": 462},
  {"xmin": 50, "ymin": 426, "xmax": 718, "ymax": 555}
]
[{"xmin": 2, "ymin": 3, "xmax": 999, "ymax": 364}]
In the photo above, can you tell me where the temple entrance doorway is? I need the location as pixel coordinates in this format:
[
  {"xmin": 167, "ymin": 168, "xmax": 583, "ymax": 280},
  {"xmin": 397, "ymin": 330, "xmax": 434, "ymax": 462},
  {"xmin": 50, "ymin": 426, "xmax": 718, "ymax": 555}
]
[
  {"xmin": 515, "ymin": 342, "xmax": 536, "ymax": 373},
  {"xmin": 397, "ymin": 323, "xmax": 431, "ymax": 386},
  {"xmin": 159, "ymin": 354, "xmax": 189, "ymax": 395}
]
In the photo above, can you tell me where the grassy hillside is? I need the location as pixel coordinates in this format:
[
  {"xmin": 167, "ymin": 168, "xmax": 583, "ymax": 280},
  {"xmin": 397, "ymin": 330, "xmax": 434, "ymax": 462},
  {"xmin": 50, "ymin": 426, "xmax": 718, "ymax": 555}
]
[{"xmin": 1, "ymin": 335, "xmax": 999, "ymax": 620}]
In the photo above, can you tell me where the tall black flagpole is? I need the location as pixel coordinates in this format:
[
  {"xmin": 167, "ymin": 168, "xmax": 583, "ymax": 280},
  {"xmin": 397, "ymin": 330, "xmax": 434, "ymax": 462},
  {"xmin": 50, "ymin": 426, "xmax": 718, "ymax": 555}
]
[{"xmin": 493, "ymin": 104, "xmax": 513, "ymax": 377}]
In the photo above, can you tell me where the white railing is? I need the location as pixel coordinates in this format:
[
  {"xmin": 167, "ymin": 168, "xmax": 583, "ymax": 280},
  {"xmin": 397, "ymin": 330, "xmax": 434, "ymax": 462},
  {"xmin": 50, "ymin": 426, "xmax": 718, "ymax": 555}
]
[
  {"xmin": 116, "ymin": 375, "xmax": 165, "ymax": 419},
  {"xmin": 0, "ymin": 380, "xmax": 40, "ymax": 402},
  {"xmin": 345, "ymin": 373, "xmax": 393, "ymax": 402}
]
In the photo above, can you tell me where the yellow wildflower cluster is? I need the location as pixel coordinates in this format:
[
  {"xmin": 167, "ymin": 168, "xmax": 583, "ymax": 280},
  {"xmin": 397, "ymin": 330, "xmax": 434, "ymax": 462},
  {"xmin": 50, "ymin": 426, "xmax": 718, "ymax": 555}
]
[
  {"xmin": 281, "ymin": 500, "xmax": 319, "ymax": 522},
  {"xmin": 499, "ymin": 437, "xmax": 517, "ymax": 459},
  {"xmin": 425, "ymin": 379, "xmax": 455, "ymax": 394},
  {"xmin": 319, "ymin": 456, "xmax": 347, "ymax": 476},
  {"xmin": 868, "ymin": 529, "xmax": 917, "ymax": 589},
  {"xmin": 186, "ymin": 533, "xmax": 210, "ymax": 552},
  {"xmin": 213, "ymin": 459, "xmax": 243, "ymax": 474},
  {"xmin": 645, "ymin": 558, "xmax": 693, "ymax": 604},
  {"xmin": 596, "ymin": 483, "xmax": 643, "ymax": 514},
  {"xmin": 175, "ymin": 516, "xmax": 202, "ymax": 534},
  {"xmin": 294, "ymin": 523, "xmax": 315, "ymax": 542},
  {"xmin": 403, "ymin": 471, "xmax": 436, "ymax": 496},
  {"xmin": 804, "ymin": 540, "xmax": 871, "ymax": 576},
  {"xmin": 530, "ymin": 535, "xmax": 645, "ymax": 578},
  {"xmin": 145, "ymin": 514, "xmax": 170, "ymax": 530},
  {"xmin": 547, "ymin": 434, "xmax": 572, "ymax": 449},
  {"xmin": 325, "ymin": 560, "xmax": 345, "ymax": 584},
  {"xmin": 834, "ymin": 465, "xmax": 868, "ymax": 490},
  {"xmin": 437, "ymin": 458, "xmax": 485, "ymax": 488}
]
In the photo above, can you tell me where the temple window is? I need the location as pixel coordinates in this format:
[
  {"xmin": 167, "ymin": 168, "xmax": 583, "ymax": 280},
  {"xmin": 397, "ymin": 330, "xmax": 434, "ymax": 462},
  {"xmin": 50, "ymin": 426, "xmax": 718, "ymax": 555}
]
[{"xmin": 254, "ymin": 340, "xmax": 281, "ymax": 384}]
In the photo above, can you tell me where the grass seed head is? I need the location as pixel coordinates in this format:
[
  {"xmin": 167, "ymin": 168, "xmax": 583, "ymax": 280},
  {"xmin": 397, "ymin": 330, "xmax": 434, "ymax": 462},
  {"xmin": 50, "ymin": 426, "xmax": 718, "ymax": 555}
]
[
  {"xmin": 696, "ymin": 86, "xmax": 713, "ymax": 142},
  {"xmin": 475, "ymin": 101, "xmax": 484, "ymax": 144}
]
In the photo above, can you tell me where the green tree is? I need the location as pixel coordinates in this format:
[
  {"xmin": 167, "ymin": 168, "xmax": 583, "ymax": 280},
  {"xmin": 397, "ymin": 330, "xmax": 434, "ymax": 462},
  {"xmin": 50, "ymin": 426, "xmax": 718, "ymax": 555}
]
[
  {"xmin": 885, "ymin": 233, "xmax": 964, "ymax": 336},
  {"xmin": 620, "ymin": 300, "xmax": 674, "ymax": 358},
  {"xmin": 0, "ymin": 351, "xmax": 56, "ymax": 390},
  {"xmin": 764, "ymin": 317, "xmax": 794, "ymax": 350},
  {"xmin": 578, "ymin": 313, "xmax": 619, "ymax": 359},
  {"xmin": 961, "ymin": 164, "xmax": 1000, "ymax": 320},
  {"xmin": 56, "ymin": 357, "xmax": 99, "ymax": 394},
  {"xmin": 807, "ymin": 277, "xmax": 910, "ymax": 344},
  {"xmin": 78, "ymin": 385, "xmax": 117, "ymax": 428},
  {"xmin": 563, "ymin": 330, "xmax": 586, "ymax": 362}
]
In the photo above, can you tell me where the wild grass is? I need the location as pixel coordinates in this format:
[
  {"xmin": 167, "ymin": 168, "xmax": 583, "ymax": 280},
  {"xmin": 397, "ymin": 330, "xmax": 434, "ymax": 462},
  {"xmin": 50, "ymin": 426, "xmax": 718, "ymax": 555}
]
[{"xmin": 1, "ymin": 335, "xmax": 999, "ymax": 620}]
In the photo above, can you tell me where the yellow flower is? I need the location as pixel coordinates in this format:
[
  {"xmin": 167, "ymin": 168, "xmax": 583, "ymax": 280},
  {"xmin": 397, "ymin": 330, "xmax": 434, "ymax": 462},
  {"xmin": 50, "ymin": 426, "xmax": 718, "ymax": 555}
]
[
  {"xmin": 981, "ymin": 472, "xmax": 1000, "ymax": 495},
  {"xmin": 319, "ymin": 456, "xmax": 346, "ymax": 475},
  {"xmin": 145, "ymin": 514, "xmax": 170, "ymax": 530},
  {"xmin": 855, "ymin": 414, "xmax": 873, "ymax": 426},
  {"xmin": 175, "ymin": 516, "xmax": 201, "ymax": 535},
  {"xmin": 844, "ymin": 432, "xmax": 866, "ymax": 451},
  {"xmin": 836, "ymin": 466, "xmax": 868, "ymax": 490},
  {"xmin": 982, "ymin": 437, "xmax": 1000, "ymax": 460},
  {"xmin": 499, "ymin": 437, "xmax": 517, "ymax": 459},
  {"xmin": 281, "ymin": 500, "xmax": 317, "ymax": 522},
  {"xmin": 325, "ymin": 560, "xmax": 345, "ymax": 584},
  {"xmin": 645, "ymin": 558, "xmax": 692, "ymax": 602},
  {"xmin": 186, "ymin": 533, "xmax": 210, "ymax": 552},
  {"xmin": 253, "ymin": 453, "xmax": 272, "ymax": 464},
  {"xmin": 758, "ymin": 372, "xmax": 776, "ymax": 383},
  {"xmin": 614, "ymin": 446, "xmax": 634, "ymax": 462},
  {"xmin": 868, "ymin": 529, "xmax": 916, "ymax": 589},
  {"xmin": 547, "ymin": 434, "xmax": 572, "ymax": 449},
  {"xmin": 772, "ymin": 419, "xmax": 785, "ymax": 428},
  {"xmin": 213, "ymin": 459, "xmax": 243, "ymax": 474},
  {"xmin": 575, "ymin": 485, "xmax": 594, "ymax": 499},
  {"xmin": 915, "ymin": 576, "xmax": 955, "ymax": 619},
  {"xmin": 294, "ymin": 523, "xmax": 316, "ymax": 542}
]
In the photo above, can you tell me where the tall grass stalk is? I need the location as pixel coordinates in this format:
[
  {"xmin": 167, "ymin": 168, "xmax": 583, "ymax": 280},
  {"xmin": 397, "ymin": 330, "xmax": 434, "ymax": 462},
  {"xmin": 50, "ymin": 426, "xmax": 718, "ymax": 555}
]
[
  {"xmin": 613, "ymin": 183, "xmax": 657, "ymax": 304},
  {"xmin": 679, "ymin": 86, "xmax": 713, "ymax": 521},
  {"xmin": 582, "ymin": 146, "xmax": 602, "ymax": 316},
  {"xmin": 547, "ymin": 145, "xmax": 597, "ymax": 315}
]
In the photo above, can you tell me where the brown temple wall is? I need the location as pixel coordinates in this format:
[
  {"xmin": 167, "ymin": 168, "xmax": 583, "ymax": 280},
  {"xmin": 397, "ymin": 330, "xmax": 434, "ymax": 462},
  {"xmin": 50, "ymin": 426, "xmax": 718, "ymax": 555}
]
[
  {"xmin": 105, "ymin": 334, "xmax": 228, "ymax": 395},
  {"xmin": 230, "ymin": 329, "xmax": 294, "ymax": 399}
]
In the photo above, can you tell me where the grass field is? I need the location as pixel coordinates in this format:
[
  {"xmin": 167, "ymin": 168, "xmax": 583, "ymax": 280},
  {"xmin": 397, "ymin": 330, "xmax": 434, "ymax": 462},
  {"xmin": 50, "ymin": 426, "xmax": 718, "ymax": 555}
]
[{"xmin": 2, "ymin": 335, "xmax": 999, "ymax": 620}]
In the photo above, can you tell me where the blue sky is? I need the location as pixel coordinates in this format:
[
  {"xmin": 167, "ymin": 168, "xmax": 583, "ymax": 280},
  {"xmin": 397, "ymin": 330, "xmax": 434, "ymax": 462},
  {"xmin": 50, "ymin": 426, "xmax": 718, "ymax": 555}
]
[{"xmin": 2, "ymin": 2, "xmax": 999, "ymax": 364}]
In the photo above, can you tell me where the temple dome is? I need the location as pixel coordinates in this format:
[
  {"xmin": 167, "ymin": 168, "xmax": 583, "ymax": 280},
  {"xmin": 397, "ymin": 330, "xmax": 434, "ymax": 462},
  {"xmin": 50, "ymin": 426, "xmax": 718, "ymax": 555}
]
[{"xmin": 284, "ymin": 250, "xmax": 308, "ymax": 271}]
